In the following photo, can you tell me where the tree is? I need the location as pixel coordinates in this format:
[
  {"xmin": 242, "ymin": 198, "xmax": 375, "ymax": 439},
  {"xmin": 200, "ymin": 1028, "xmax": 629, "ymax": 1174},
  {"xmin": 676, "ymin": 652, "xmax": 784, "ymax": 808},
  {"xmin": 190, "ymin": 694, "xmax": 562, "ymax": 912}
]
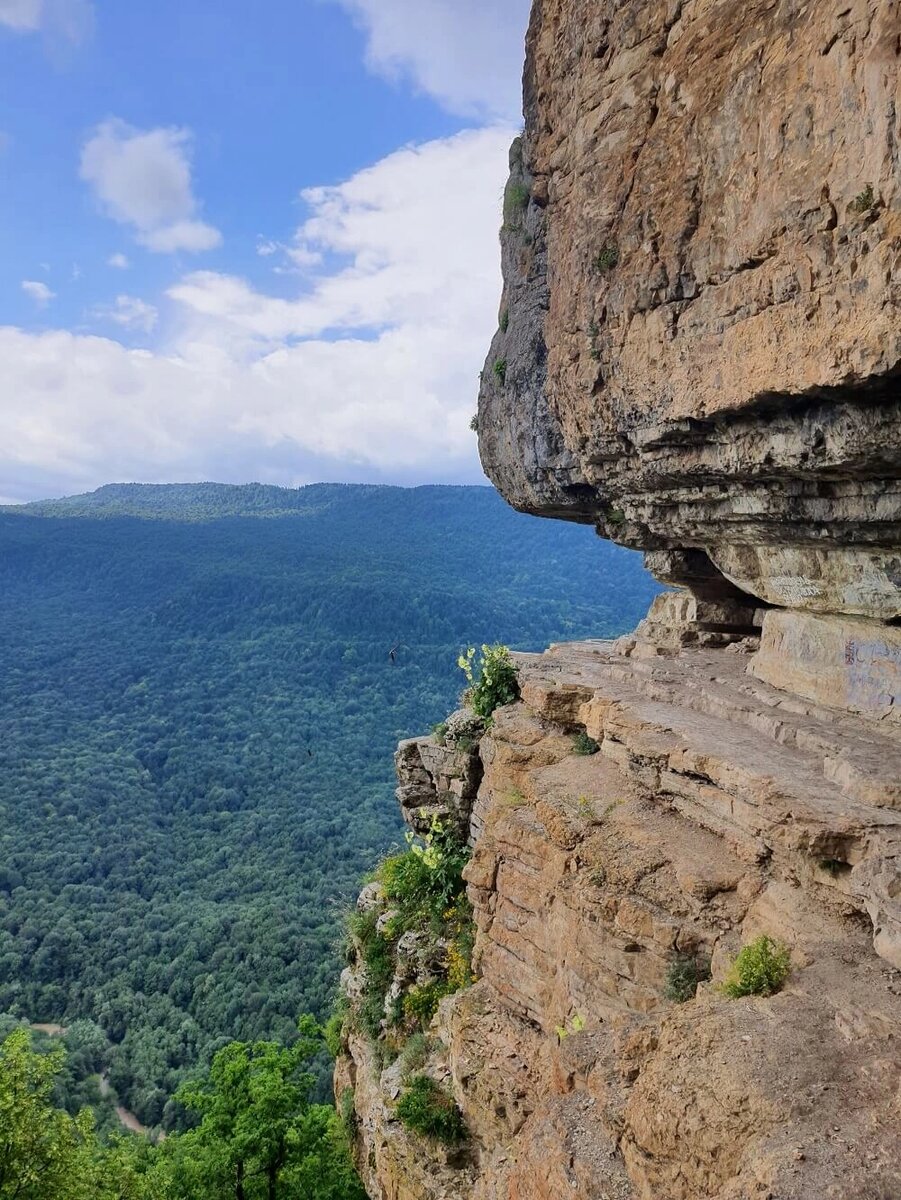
[
  {"xmin": 0, "ymin": 1028, "xmax": 95, "ymax": 1200},
  {"xmin": 170, "ymin": 1017, "xmax": 364, "ymax": 1200}
]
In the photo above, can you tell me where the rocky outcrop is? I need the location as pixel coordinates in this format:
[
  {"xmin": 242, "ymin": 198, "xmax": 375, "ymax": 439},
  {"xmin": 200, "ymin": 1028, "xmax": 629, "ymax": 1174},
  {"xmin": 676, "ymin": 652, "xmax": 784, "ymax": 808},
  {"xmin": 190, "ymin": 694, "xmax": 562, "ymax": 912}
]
[
  {"xmin": 478, "ymin": 0, "xmax": 901, "ymax": 646},
  {"xmin": 337, "ymin": 641, "xmax": 901, "ymax": 1198},
  {"xmin": 337, "ymin": 1, "xmax": 901, "ymax": 1195}
]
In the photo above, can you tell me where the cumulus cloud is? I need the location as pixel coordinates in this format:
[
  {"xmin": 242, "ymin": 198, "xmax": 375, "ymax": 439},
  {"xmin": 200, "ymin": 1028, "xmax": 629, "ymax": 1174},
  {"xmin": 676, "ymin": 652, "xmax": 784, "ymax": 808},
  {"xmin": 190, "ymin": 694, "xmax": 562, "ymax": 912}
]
[
  {"xmin": 21, "ymin": 280, "xmax": 55, "ymax": 307},
  {"xmin": 80, "ymin": 120, "xmax": 221, "ymax": 255},
  {"xmin": 2, "ymin": 126, "xmax": 511, "ymax": 498},
  {"xmin": 0, "ymin": 0, "xmax": 93, "ymax": 43},
  {"xmin": 0, "ymin": 0, "xmax": 42, "ymax": 29},
  {"xmin": 170, "ymin": 128, "xmax": 509, "ymax": 340},
  {"xmin": 107, "ymin": 252, "xmax": 130, "ymax": 269},
  {"xmin": 332, "ymin": 0, "xmax": 530, "ymax": 120},
  {"xmin": 94, "ymin": 294, "xmax": 159, "ymax": 334}
]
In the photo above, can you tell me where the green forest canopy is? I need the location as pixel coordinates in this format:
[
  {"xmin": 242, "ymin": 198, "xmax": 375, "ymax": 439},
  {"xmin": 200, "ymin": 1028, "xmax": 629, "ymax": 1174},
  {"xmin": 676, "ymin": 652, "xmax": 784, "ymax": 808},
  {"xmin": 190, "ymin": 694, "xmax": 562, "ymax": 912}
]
[{"xmin": 0, "ymin": 482, "xmax": 660, "ymax": 1129}]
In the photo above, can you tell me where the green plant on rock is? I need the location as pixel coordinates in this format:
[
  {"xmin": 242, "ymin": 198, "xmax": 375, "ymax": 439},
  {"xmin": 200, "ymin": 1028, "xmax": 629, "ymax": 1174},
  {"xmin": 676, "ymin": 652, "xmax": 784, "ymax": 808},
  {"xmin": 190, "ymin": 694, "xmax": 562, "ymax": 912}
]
[
  {"xmin": 403, "ymin": 980, "xmax": 453, "ymax": 1025},
  {"xmin": 458, "ymin": 644, "xmax": 520, "ymax": 718},
  {"xmin": 499, "ymin": 308, "xmax": 510, "ymax": 333},
  {"xmin": 721, "ymin": 935, "xmax": 790, "ymax": 998},
  {"xmin": 594, "ymin": 243, "xmax": 620, "ymax": 272},
  {"xmin": 493, "ymin": 358, "xmax": 507, "ymax": 385},
  {"xmin": 664, "ymin": 953, "xmax": 711, "ymax": 1003},
  {"xmin": 398, "ymin": 1033, "xmax": 430, "ymax": 1079},
  {"xmin": 347, "ymin": 907, "xmax": 395, "ymax": 1041},
  {"xmin": 469, "ymin": 414, "xmax": 479, "ymax": 433},
  {"xmin": 339, "ymin": 1087, "xmax": 358, "ymax": 1139},
  {"xmin": 573, "ymin": 731, "xmax": 600, "ymax": 756},
  {"xmin": 323, "ymin": 996, "xmax": 348, "ymax": 1057},
  {"xmin": 850, "ymin": 183, "xmax": 874, "ymax": 213},
  {"xmin": 396, "ymin": 1075, "xmax": 466, "ymax": 1144},
  {"xmin": 588, "ymin": 318, "xmax": 601, "ymax": 362},
  {"xmin": 554, "ymin": 1013, "xmax": 586, "ymax": 1042},
  {"xmin": 503, "ymin": 181, "xmax": 530, "ymax": 227},
  {"xmin": 431, "ymin": 721, "xmax": 449, "ymax": 746}
]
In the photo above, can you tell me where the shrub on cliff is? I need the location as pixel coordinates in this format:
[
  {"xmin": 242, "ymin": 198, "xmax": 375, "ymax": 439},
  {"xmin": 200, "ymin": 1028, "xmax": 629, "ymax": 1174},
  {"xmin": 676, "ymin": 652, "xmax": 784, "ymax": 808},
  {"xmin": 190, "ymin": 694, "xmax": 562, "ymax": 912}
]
[
  {"xmin": 458, "ymin": 644, "xmax": 520, "ymax": 718},
  {"xmin": 665, "ymin": 953, "xmax": 711, "ymax": 1003},
  {"xmin": 395, "ymin": 1075, "xmax": 466, "ymax": 1144},
  {"xmin": 721, "ymin": 935, "xmax": 790, "ymax": 998}
]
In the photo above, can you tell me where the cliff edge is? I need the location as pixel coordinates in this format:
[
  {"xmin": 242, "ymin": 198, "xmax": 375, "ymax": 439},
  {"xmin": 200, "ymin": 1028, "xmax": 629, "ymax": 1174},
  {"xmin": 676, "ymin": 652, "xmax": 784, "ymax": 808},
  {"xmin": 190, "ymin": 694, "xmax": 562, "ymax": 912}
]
[{"xmin": 336, "ymin": 2, "xmax": 901, "ymax": 1197}]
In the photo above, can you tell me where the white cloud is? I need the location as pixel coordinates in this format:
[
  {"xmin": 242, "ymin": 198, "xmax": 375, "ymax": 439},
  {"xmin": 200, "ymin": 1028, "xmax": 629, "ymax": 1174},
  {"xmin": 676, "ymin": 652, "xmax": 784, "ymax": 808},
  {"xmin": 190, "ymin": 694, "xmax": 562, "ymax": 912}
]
[
  {"xmin": 332, "ymin": 0, "xmax": 530, "ymax": 120},
  {"xmin": 108, "ymin": 252, "xmax": 130, "ymax": 270},
  {"xmin": 21, "ymin": 280, "xmax": 55, "ymax": 307},
  {"xmin": 0, "ymin": 0, "xmax": 41, "ymax": 29},
  {"xmin": 94, "ymin": 294, "xmax": 159, "ymax": 334},
  {"xmin": 0, "ymin": 0, "xmax": 93, "ymax": 43},
  {"xmin": 80, "ymin": 120, "xmax": 221, "ymax": 255},
  {"xmin": 1, "ymin": 126, "xmax": 511, "ymax": 497}
]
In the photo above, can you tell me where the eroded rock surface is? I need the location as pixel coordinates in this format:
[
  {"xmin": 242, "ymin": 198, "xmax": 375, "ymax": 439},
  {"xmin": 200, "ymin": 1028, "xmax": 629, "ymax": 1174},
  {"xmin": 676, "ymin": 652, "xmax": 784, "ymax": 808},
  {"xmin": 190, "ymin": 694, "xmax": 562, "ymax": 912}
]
[
  {"xmin": 478, "ymin": 0, "xmax": 901, "ymax": 627},
  {"xmin": 337, "ymin": 1, "xmax": 901, "ymax": 1194},
  {"xmin": 338, "ymin": 642, "xmax": 901, "ymax": 1198}
]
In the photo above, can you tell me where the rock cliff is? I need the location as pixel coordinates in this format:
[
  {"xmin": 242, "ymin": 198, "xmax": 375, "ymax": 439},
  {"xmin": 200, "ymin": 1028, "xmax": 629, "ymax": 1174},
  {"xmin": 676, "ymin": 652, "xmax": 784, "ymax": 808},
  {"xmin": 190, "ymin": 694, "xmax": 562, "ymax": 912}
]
[{"xmin": 336, "ymin": 1, "xmax": 901, "ymax": 1196}]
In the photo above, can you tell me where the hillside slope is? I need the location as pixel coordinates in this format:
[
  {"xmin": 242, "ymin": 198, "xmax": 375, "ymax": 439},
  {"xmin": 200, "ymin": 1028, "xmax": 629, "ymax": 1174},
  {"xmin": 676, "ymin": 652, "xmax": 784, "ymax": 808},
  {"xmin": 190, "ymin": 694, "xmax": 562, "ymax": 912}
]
[{"xmin": 0, "ymin": 482, "xmax": 659, "ymax": 1128}]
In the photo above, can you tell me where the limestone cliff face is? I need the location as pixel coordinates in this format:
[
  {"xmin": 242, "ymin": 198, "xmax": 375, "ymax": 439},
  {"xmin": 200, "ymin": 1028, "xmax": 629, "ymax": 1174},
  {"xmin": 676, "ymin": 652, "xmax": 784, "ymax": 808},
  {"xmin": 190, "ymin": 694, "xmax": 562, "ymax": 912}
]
[
  {"xmin": 337, "ymin": 642, "xmax": 901, "ymax": 1198},
  {"xmin": 479, "ymin": 0, "xmax": 901, "ymax": 634},
  {"xmin": 337, "ymin": 2, "xmax": 901, "ymax": 1196}
]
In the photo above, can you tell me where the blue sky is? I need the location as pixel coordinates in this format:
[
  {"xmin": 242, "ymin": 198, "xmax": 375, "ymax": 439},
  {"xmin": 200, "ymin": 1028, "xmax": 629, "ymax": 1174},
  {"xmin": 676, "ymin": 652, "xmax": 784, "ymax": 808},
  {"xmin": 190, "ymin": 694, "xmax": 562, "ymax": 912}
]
[{"xmin": 0, "ymin": 0, "xmax": 530, "ymax": 501}]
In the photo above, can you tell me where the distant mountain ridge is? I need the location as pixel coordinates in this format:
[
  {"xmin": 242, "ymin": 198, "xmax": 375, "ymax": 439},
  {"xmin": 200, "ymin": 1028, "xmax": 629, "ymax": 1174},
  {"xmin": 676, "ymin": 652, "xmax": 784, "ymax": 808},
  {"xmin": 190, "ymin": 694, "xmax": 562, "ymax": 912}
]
[{"xmin": 12, "ymin": 481, "xmax": 500, "ymax": 522}]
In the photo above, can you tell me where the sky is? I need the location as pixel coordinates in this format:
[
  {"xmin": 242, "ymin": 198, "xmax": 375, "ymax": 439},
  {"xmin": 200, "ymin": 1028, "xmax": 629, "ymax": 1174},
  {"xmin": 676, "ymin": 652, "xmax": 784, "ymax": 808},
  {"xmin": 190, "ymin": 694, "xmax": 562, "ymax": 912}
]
[{"xmin": 0, "ymin": 0, "xmax": 530, "ymax": 502}]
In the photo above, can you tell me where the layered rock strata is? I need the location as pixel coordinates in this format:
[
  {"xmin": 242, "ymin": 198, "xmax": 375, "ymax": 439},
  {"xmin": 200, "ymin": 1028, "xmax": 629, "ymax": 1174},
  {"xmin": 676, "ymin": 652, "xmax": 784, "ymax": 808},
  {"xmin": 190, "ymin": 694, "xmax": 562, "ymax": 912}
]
[
  {"xmin": 477, "ymin": 0, "xmax": 901, "ymax": 653},
  {"xmin": 338, "ymin": 641, "xmax": 901, "ymax": 1198},
  {"xmin": 337, "ymin": 0, "xmax": 901, "ymax": 1194},
  {"xmin": 337, "ymin": 641, "xmax": 901, "ymax": 1199}
]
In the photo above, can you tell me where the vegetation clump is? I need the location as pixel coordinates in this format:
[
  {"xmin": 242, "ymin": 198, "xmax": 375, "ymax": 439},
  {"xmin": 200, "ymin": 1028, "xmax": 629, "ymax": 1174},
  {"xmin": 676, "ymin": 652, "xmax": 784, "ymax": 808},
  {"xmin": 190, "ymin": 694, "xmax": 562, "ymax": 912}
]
[
  {"xmin": 665, "ymin": 953, "xmax": 712, "ymax": 1003},
  {"xmin": 492, "ymin": 358, "xmax": 507, "ymax": 385},
  {"xmin": 395, "ymin": 1075, "xmax": 466, "ymax": 1144},
  {"xmin": 572, "ymin": 731, "xmax": 600, "ymax": 756},
  {"xmin": 0, "ymin": 1021, "xmax": 366, "ymax": 1200},
  {"xmin": 458, "ymin": 644, "xmax": 520, "ymax": 718},
  {"xmin": 594, "ymin": 243, "xmax": 620, "ymax": 272},
  {"xmin": 344, "ymin": 819, "xmax": 475, "ymax": 1050},
  {"xmin": 850, "ymin": 183, "xmax": 874, "ymax": 213},
  {"xmin": 721, "ymin": 935, "xmax": 790, "ymax": 998},
  {"xmin": 503, "ymin": 181, "xmax": 530, "ymax": 227}
]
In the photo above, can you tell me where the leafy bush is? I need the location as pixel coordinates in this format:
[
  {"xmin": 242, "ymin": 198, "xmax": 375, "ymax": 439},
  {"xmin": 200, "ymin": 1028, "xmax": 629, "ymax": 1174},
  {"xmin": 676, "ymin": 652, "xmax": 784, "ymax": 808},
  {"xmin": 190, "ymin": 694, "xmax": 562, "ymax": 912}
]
[
  {"xmin": 594, "ymin": 243, "xmax": 620, "ymax": 271},
  {"xmin": 572, "ymin": 731, "xmax": 599, "ymax": 756},
  {"xmin": 398, "ymin": 1033, "xmax": 430, "ymax": 1079},
  {"xmin": 396, "ymin": 1075, "xmax": 466, "ymax": 1144},
  {"xmin": 721, "ymin": 936, "xmax": 790, "ymax": 998},
  {"xmin": 403, "ymin": 981, "xmax": 452, "ymax": 1025},
  {"xmin": 347, "ymin": 908, "xmax": 395, "ymax": 1040},
  {"xmin": 458, "ymin": 644, "xmax": 520, "ymax": 718},
  {"xmin": 339, "ymin": 1086, "xmax": 357, "ymax": 1138},
  {"xmin": 493, "ymin": 358, "xmax": 507, "ymax": 385},
  {"xmin": 503, "ymin": 181, "xmax": 530, "ymax": 226},
  {"xmin": 380, "ymin": 819, "xmax": 471, "ymax": 932},
  {"xmin": 323, "ymin": 999, "xmax": 348, "ymax": 1057},
  {"xmin": 469, "ymin": 414, "xmax": 479, "ymax": 433},
  {"xmin": 850, "ymin": 183, "xmax": 874, "ymax": 213},
  {"xmin": 664, "ymin": 954, "xmax": 711, "ymax": 1003}
]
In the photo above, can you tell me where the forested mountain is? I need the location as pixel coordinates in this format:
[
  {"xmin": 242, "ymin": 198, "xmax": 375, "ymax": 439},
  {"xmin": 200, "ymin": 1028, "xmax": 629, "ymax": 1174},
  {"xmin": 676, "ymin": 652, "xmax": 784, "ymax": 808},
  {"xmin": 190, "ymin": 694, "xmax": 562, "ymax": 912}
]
[{"xmin": 0, "ymin": 482, "xmax": 660, "ymax": 1130}]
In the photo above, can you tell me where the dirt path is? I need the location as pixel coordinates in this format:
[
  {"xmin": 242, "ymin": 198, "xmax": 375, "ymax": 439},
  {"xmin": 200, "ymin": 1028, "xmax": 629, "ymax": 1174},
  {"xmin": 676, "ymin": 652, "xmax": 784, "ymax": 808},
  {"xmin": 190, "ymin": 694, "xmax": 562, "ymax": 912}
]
[{"xmin": 98, "ymin": 1073, "xmax": 149, "ymax": 1136}]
